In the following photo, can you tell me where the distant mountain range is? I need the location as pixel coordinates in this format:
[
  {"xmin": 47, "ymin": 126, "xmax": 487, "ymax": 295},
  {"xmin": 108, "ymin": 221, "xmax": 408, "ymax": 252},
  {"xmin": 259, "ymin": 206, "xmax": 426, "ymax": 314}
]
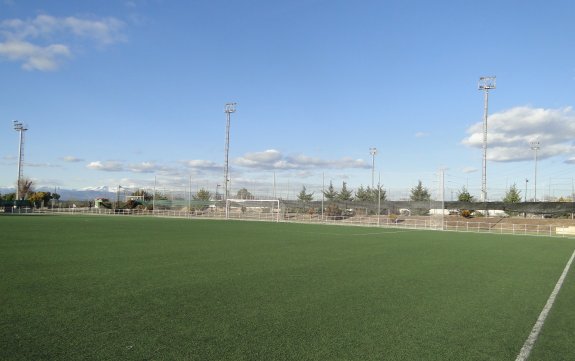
[{"xmin": 0, "ymin": 186, "xmax": 117, "ymax": 200}]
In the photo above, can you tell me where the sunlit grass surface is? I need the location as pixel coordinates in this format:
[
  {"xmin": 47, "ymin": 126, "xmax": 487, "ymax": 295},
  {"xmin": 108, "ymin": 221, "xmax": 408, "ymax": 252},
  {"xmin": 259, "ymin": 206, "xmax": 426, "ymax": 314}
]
[{"xmin": 1, "ymin": 215, "xmax": 574, "ymax": 360}]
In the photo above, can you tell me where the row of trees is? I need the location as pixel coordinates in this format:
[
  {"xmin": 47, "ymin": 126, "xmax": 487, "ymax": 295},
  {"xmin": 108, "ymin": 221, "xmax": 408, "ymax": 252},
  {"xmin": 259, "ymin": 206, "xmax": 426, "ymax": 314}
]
[
  {"xmin": 0, "ymin": 179, "xmax": 62, "ymax": 208},
  {"xmin": 456, "ymin": 184, "xmax": 522, "ymax": 203},
  {"xmin": 0, "ymin": 175, "xmax": 523, "ymax": 209},
  {"xmin": 1, "ymin": 191, "xmax": 61, "ymax": 207},
  {"xmin": 118, "ymin": 187, "xmax": 255, "ymax": 206},
  {"xmin": 296, "ymin": 180, "xmax": 524, "ymax": 204},
  {"xmin": 297, "ymin": 181, "xmax": 428, "ymax": 203}
]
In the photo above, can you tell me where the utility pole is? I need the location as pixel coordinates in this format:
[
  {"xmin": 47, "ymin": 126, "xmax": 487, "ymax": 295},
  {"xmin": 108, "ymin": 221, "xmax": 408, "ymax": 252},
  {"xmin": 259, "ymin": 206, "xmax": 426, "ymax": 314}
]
[
  {"xmin": 377, "ymin": 172, "xmax": 381, "ymax": 227},
  {"xmin": 13, "ymin": 121, "xmax": 28, "ymax": 201},
  {"xmin": 223, "ymin": 103, "xmax": 237, "ymax": 201},
  {"xmin": 478, "ymin": 76, "xmax": 496, "ymax": 203},
  {"xmin": 439, "ymin": 168, "xmax": 445, "ymax": 230},
  {"xmin": 369, "ymin": 147, "xmax": 377, "ymax": 188},
  {"xmin": 531, "ymin": 141, "xmax": 540, "ymax": 201},
  {"xmin": 116, "ymin": 185, "xmax": 122, "ymax": 209}
]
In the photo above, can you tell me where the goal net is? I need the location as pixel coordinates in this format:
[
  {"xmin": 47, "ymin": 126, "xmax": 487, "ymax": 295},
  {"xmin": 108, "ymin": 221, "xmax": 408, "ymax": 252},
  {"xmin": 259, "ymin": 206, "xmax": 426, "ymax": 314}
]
[{"xmin": 225, "ymin": 199, "xmax": 281, "ymax": 222}]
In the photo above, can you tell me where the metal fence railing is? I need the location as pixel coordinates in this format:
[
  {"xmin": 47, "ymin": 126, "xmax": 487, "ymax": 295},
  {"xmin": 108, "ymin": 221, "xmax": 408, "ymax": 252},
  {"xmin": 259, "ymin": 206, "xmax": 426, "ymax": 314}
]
[{"xmin": 10, "ymin": 206, "xmax": 575, "ymax": 238}]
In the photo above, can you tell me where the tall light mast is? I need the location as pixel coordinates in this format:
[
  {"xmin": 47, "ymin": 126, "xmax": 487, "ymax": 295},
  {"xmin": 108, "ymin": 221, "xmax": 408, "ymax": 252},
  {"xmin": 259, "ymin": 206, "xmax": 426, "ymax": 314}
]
[
  {"xmin": 369, "ymin": 147, "xmax": 377, "ymax": 188},
  {"xmin": 223, "ymin": 103, "xmax": 237, "ymax": 200},
  {"xmin": 13, "ymin": 120, "xmax": 28, "ymax": 201},
  {"xmin": 530, "ymin": 140, "xmax": 540, "ymax": 201},
  {"xmin": 478, "ymin": 76, "xmax": 496, "ymax": 202}
]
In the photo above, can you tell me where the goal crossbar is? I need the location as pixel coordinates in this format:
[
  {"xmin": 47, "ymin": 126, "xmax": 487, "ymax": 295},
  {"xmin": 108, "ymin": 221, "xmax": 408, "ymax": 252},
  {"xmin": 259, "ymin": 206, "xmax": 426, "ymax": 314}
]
[{"xmin": 225, "ymin": 199, "xmax": 280, "ymax": 222}]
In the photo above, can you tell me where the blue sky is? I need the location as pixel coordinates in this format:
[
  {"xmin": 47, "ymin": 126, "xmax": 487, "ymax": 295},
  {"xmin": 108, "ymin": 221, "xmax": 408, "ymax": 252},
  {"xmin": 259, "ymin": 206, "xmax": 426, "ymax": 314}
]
[{"xmin": 1, "ymin": 0, "xmax": 575, "ymax": 200}]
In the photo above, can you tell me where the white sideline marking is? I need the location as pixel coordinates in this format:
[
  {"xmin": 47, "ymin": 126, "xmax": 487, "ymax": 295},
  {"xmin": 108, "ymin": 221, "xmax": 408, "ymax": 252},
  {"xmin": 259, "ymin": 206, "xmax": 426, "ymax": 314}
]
[
  {"xmin": 297, "ymin": 228, "xmax": 418, "ymax": 237},
  {"xmin": 515, "ymin": 248, "xmax": 575, "ymax": 361}
]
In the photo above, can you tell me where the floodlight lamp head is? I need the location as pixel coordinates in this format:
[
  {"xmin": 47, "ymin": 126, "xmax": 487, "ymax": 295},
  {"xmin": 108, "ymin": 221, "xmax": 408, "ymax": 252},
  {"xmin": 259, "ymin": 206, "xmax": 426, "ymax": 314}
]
[
  {"xmin": 224, "ymin": 102, "xmax": 237, "ymax": 113},
  {"xmin": 478, "ymin": 76, "xmax": 496, "ymax": 90},
  {"xmin": 13, "ymin": 120, "xmax": 27, "ymax": 131},
  {"xmin": 369, "ymin": 147, "xmax": 377, "ymax": 156},
  {"xmin": 530, "ymin": 140, "xmax": 540, "ymax": 150}
]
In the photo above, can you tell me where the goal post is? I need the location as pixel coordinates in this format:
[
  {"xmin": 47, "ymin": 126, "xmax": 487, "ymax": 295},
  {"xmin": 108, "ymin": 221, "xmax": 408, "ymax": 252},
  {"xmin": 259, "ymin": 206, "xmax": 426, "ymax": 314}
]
[{"xmin": 225, "ymin": 199, "xmax": 281, "ymax": 222}]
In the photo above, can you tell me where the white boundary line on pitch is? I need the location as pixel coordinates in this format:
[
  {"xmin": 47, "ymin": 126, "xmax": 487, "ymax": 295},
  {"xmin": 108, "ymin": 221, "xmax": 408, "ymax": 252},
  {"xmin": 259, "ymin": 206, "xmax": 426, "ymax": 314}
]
[
  {"xmin": 515, "ymin": 248, "xmax": 575, "ymax": 361},
  {"xmin": 297, "ymin": 229, "xmax": 419, "ymax": 237}
]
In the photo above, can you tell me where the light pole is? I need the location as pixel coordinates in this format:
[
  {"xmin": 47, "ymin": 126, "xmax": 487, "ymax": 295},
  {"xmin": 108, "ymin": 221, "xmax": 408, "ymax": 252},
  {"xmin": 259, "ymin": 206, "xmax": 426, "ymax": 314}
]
[
  {"xmin": 531, "ymin": 141, "xmax": 540, "ymax": 201},
  {"xmin": 13, "ymin": 120, "xmax": 28, "ymax": 202},
  {"xmin": 116, "ymin": 185, "xmax": 122, "ymax": 209},
  {"xmin": 369, "ymin": 147, "xmax": 377, "ymax": 188},
  {"xmin": 524, "ymin": 178, "xmax": 529, "ymax": 202},
  {"xmin": 223, "ymin": 103, "xmax": 237, "ymax": 201},
  {"xmin": 478, "ymin": 76, "xmax": 496, "ymax": 202}
]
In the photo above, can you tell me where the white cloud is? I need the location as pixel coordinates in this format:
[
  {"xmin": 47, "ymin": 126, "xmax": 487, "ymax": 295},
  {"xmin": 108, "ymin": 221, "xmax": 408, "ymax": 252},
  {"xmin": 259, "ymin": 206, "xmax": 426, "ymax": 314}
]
[
  {"xmin": 235, "ymin": 149, "xmax": 370, "ymax": 170},
  {"xmin": 83, "ymin": 151, "xmax": 369, "ymax": 178},
  {"xmin": 62, "ymin": 16, "xmax": 126, "ymax": 45},
  {"xmin": 26, "ymin": 162, "xmax": 61, "ymax": 168},
  {"xmin": 462, "ymin": 167, "xmax": 478, "ymax": 174},
  {"xmin": 87, "ymin": 161, "xmax": 124, "ymax": 172},
  {"xmin": 415, "ymin": 131, "xmax": 429, "ymax": 138},
  {"xmin": 127, "ymin": 162, "xmax": 159, "ymax": 173},
  {"xmin": 87, "ymin": 160, "xmax": 180, "ymax": 175},
  {"xmin": 0, "ymin": 14, "xmax": 125, "ymax": 71},
  {"xmin": 62, "ymin": 155, "xmax": 84, "ymax": 162},
  {"xmin": 183, "ymin": 160, "xmax": 220, "ymax": 170},
  {"xmin": 0, "ymin": 40, "xmax": 70, "ymax": 71},
  {"xmin": 462, "ymin": 106, "xmax": 575, "ymax": 162},
  {"xmin": 235, "ymin": 149, "xmax": 282, "ymax": 168}
]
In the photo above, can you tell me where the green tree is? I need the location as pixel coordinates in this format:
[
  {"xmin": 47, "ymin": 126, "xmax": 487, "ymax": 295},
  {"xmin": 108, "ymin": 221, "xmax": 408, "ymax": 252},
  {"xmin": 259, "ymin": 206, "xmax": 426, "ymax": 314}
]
[
  {"xmin": 457, "ymin": 186, "xmax": 475, "ymax": 218},
  {"xmin": 355, "ymin": 185, "xmax": 371, "ymax": 201},
  {"xmin": 2, "ymin": 193, "xmax": 16, "ymax": 201},
  {"xmin": 27, "ymin": 192, "xmax": 43, "ymax": 207},
  {"xmin": 236, "ymin": 188, "xmax": 254, "ymax": 200},
  {"xmin": 503, "ymin": 183, "xmax": 522, "ymax": 203},
  {"xmin": 154, "ymin": 192, "xmax": 168, "ymax": 200},
  {"xmin": 323, "ymin": 181, "xmax": 338, "ymax": 201},
  {"xmin": 297, "ymin": 186, "xmax": 314, "ymax": 202},
  {"xmin": 410, "ymin": 180, "xmax": 431, "ymax": 201},
  {"xmin": 337, "ymin": 182, "xmax": 353, "ymax": 201},
  {"xmin": 457, "ymin": 186, "xmax": 475, "ymax": 202},
  {"xmin": 355, "ymin": 185, "xmax": 387, "ymax": 202},
  {"xmin": 125, "ymin": 199, "xmax": 142, "ymax": 209},
  {"xmin": 28, "ymin": 191, "xmax": 53, "ymax": 208},
  {"xmin": 97, "ymin": 198, "xmax": 112, "ymax": 208},
  {"xmin": 373, "ymin": 185, "xmax": 387, "ymax": 202},
  {"xmin": 193, "ymin": 188, "xmax": 211, "ymax": 201}
]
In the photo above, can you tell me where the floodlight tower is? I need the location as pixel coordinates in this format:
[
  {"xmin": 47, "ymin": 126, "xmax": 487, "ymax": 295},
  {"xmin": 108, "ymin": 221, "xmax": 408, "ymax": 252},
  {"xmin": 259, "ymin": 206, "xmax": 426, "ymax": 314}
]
[
  {"xmin": 13, "ymin": 120, "xmax": 28, "ymax": 201},
  {"xmin": 478, "ymin": 76, "xmax": 496, "ymax": 202},
  {"xmin": 369, "ymin": 147, "xmax": 377, "ymax": 188},
  {"xmin": 223, "ymin": 103, "xmax": 237, "ymax": 200},
  {"xmin": 531, "ymin": 140, "xmax": 540, "ymax": 201}
]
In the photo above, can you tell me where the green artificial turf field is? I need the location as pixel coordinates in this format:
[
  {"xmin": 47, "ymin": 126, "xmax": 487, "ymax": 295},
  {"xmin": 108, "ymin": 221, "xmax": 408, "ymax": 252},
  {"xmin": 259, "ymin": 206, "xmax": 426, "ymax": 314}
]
[{"xmin": 1, "ymin": 215, "xmax": 574, "ymax": 360}]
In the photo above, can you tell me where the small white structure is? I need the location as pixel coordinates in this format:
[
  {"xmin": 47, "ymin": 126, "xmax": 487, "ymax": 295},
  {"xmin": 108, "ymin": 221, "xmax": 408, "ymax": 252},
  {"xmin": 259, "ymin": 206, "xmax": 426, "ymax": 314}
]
[
  {"xmin": 556, "ymin": 226, "xmax": 575, "ymax": 235},
  {"xmin": 475, "ymin": 209, "xmax": 508, "ymax": 217},
  {"xmin": 429, "ymin": 209, "xmax": 450, "ymax": 215}
]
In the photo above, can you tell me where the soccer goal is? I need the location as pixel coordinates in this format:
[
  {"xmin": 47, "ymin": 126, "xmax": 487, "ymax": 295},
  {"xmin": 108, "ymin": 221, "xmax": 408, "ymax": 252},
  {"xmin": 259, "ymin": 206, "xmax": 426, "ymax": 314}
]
[{"xmin": 225, "ymin": 199, "xmax": 281, "ymax": 222}]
